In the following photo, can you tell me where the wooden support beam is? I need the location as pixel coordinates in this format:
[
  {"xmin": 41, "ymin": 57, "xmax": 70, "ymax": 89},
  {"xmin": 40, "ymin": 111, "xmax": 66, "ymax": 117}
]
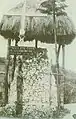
[
  {"xmin": 4, "ymin": 38, "xmax": 11, "ymax": 105},
  {"xmin": 12, "ymin": 40, "xmax": 18, "ymax": 81},
  {"xmin": 35, "ymin": 40, "xmax": 38, "ymax": 48},
  {"xmin": 16, "ymin": 57, "xmax": 23, "ymax": 116},
  {"xmin": 57, "ymin": 44, "xmax": 61, "ymax": 63}
]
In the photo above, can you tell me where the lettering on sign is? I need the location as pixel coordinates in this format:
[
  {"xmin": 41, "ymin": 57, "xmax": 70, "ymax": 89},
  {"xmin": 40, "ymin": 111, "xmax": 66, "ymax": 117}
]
[{"xmin": 9, "ymin": 46, "xmax": 47, "ymax": 55}]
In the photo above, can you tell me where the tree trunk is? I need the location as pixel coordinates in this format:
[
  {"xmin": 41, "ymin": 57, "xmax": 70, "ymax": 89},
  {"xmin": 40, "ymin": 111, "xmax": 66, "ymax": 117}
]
[
  {"xmin": 62, "ymin": 45, "xmax": 65, "ymax": 69},
  {"xmin": 52, "ymin": 0, "xmax": 60, "ymax": 113},
  {"xmin": 12, "ymin": 40, "xmax": 18, "ymax": 81},
  {"xmin": 4, "ymin": 39, "xmax": 11, "ymax": 105},
  {"xmin": 62, "ymin": 45, "xmax": 65, "ymax": 106}
]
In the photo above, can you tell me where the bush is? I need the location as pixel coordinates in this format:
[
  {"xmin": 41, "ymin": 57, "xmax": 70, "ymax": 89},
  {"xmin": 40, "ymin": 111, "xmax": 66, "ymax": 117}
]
[
  {"xmin": 22, "ymin": 107, "xmax": 52, "ymax": 119},
  {"xmin": 52, "ymin": 107, "xmax": 70, "ymax": 119},
  {"xmin": 0, "ymin": 103, "xmax": 16, "ymax": 117},
  {"xmin": 64, "ymin": 84, "xmax": 76, "ymax": 104}
]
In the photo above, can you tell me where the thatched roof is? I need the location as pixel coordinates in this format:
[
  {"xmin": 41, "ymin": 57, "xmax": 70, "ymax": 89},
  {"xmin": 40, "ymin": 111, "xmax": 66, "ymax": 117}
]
[{"xmin": 0, "ymin": 1, "xmax": 75, "ymax": 45}]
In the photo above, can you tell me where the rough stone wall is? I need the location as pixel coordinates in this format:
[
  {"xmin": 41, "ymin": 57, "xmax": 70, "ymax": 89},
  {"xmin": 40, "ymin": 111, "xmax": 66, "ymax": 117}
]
[
  {"xmin": 22, "ymin": 62, "xmax": 50, "ymax": 111},
  {"xmin": 22, "ymin": 48, "xmax": 51, "ymax": 113},
  {"xmin": 8, "ymin": 48, "xmax": 57, "ymax": 115}
]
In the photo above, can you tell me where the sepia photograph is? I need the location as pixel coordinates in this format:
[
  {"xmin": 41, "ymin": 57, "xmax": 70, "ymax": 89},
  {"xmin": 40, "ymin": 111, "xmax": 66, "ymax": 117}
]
[{"xmin": 0, "ymin": 0, "xmax": 76, "ymax": 119}]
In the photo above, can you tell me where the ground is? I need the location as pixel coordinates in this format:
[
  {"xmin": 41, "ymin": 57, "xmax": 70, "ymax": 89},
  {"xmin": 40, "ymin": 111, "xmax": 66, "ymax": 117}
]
[
  {"xmin": 0, "ymin": 103, "xmax": 76, "ymax": 119},
  {"xmin": 63, "ymin": 103, "xmax": 76, "ymax": 119}
]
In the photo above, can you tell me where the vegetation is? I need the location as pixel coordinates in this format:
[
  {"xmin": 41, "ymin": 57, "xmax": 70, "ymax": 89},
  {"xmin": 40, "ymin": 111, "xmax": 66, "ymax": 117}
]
[
  {"xmin": 0, "ymin": 103, "xmax": 16, "ymax": 117},
  {"xmin": 38, "ymin": 0, "xmax": 67, "ymax": 16},
  {"xmin": 51, "ymin": 65, "xmax": 76, "ymax": 104},
  {"xmin": 0, "ymin": 57, "xmax": 6, "ymax": 64}
]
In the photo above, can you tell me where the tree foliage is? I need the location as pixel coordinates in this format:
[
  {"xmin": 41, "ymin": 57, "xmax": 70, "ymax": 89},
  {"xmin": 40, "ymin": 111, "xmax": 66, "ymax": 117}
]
[{"xmin": 38, "ymin": 0, "xmax": 67, "ymax": 16}]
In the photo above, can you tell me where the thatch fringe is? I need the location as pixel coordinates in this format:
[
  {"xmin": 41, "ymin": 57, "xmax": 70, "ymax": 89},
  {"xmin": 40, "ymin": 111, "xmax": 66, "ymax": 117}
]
[
  {"xmin": 0, "ymin": 15, "xmax": 75, "ymax": 45},
  {"xmin": 0, "ymin": 1, "xmax": 75, "ymax": 44}
]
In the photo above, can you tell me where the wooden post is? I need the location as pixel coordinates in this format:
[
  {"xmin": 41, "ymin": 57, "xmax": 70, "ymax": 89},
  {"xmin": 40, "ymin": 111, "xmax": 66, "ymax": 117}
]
[
  {"xmin": 35, "ymin": 39, "xmax": 38, "ymax": 48},
  {"xmin": 12, "ymin": 40, "xmax": 18, "ymax": 81},
  {"xmin": 4, "ymin": 38, "xmax": 11, "ymax": 104},
  {"xmin": 16, "ymin": 57, "xmax": 23, "ymax": 116},
  {"xmin": 16, "ymin": 0, "xmax": 26, "ymax": 115},
  {"xmin": 57, "ymin": 44, "xmax": 61, "ymax": 63}
]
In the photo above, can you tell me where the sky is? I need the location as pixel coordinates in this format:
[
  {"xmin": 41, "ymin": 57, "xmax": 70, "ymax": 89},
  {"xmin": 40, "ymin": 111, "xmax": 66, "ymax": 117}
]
[{"xmin": 0, "ymin": 0, "xmax": 76, "ymax": 72}]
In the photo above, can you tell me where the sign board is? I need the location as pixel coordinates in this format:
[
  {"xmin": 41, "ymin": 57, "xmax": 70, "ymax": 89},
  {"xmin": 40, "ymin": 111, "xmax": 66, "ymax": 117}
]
[{"xmin": 9, "ymin": 46, "xmax": 47, "ymax": 55}]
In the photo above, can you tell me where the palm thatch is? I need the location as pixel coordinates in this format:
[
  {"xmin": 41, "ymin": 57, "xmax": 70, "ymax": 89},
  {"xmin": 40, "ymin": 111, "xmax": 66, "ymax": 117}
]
[{"xmin": 0, "ymin": 2, "xmax": 75, "ymax": 45}]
